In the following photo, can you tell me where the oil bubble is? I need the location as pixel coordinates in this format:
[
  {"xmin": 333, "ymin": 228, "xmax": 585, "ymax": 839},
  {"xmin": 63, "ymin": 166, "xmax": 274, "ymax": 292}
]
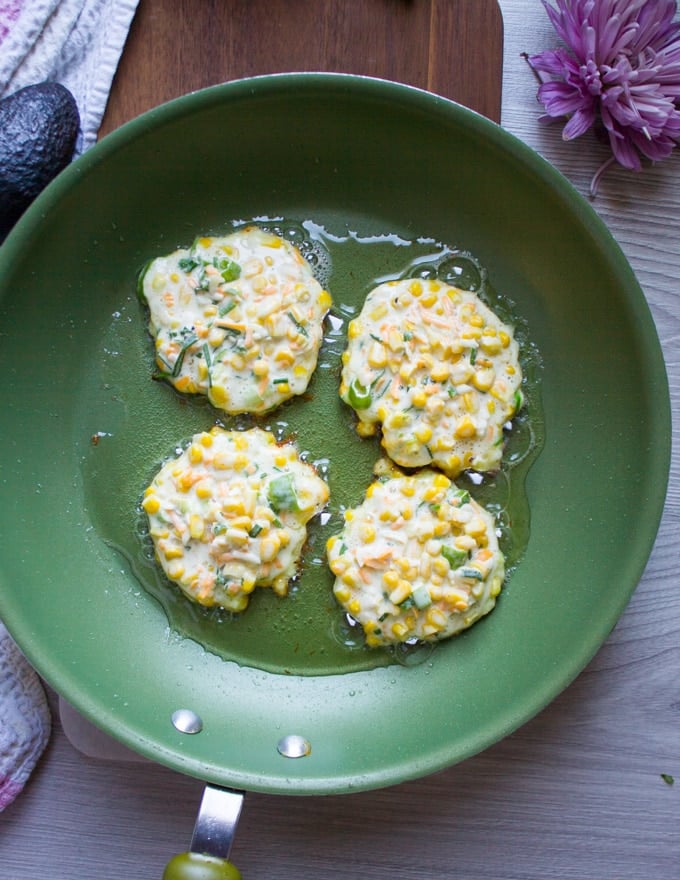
[{"xmin": 438, "ymin": 255, "xmax": 482, "ymax": 291}]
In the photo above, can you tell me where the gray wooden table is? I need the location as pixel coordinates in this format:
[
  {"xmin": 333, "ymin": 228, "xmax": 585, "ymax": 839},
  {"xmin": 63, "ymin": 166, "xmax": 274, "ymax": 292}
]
[{"xmin": 1, "ymin": 3, "xmax": 678, "ymax": 877}]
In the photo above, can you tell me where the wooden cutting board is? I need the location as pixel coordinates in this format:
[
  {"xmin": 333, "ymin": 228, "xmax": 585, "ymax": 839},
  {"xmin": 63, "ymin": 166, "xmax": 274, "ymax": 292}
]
[{"xmin": 100, "ymin": 0, "xmax": 503, "ymax": 136}]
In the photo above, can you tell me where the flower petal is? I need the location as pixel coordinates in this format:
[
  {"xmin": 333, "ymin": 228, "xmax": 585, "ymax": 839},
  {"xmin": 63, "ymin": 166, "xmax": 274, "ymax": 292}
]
[
  {"xmin": 562, "ymin": 105, "xmax": 598, "ymax": 138},
  {"xmin": 538, "ymin": 80, "xmax": 591, "ymax": 118}
]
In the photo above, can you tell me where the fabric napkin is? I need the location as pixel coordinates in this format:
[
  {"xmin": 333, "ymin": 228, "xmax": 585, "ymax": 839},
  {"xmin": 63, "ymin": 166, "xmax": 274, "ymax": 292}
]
[
  {"xmin": 0, "ymin": 0, "xmax": 139, "ymax": 811},
  {"xmin": 0, "ymin": 0, "xmax": 139, "ymax": 153},
  {"xmin": 0, "ymin": 622, "xmax": 51, "ymax": 810}
]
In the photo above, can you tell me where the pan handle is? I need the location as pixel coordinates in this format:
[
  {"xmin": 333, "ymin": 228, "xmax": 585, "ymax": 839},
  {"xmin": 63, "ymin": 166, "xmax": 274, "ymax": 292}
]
[
  {"xmin": 162, "ymin": 851, "xmax": 241, "ymax": 879},
  {"xmin": 163, "ymin": 785, "xmax": 245, "ymax": 879}
]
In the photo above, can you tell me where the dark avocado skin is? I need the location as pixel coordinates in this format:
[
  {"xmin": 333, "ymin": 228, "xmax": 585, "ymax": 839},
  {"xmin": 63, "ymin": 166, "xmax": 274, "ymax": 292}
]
[{"xmin": 0, "ymin": 82, "xmax": 80, "ymax": 240}]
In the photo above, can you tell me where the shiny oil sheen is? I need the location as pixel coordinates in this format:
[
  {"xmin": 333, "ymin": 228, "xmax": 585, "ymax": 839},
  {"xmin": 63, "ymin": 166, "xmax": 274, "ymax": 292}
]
[
  {"xmin": 0, "ymin": 75, "xmax": 669, "ymax": 795},
  {"xmin": 80, "ymin": 221, "xmax": 544, "ymax": 676}
]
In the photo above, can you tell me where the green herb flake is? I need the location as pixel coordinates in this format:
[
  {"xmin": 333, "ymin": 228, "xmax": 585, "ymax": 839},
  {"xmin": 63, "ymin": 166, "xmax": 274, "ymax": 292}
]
[
  {"xmin": 287, "ymin": 311, "xmax": 309, "ymax": 337},
  {"xmin": 450, "ymin": 488, "xmax": 471, "ymax": 507},
  {"xmin": 661, "ymin": 773, "xmax": 675, "ymax": 786},
  {"xmin": 441, "ymin": 546, "xmax": 468, "ymax": 569},
  {"xmin": 213, "ymin": 256, "xmax": 241, "ymax": 282},
  {"xmin": 218, "ymin": 300, "xmax": 237, "ymax": 317},
  {"xmin": 267, "ymin": 473, "xmax": 299, "ymax": 514},
  {"xmin": 178, "ymin": 256, "xmax": 200, "ymax": 273},
  {"xmin": 347, "ymin": 378, "xmax": 372, "ymax": 410},
  {"xmin": 175, "ymin": 333, "xmax": 198, "ymax": 372}
]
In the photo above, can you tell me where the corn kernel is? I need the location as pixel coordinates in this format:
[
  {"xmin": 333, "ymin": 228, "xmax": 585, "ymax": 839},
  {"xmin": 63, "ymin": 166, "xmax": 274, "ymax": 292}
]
[
  {"xmin": 463, "ymin": 392, "xmax": 478, "ymax": 414},
  {"xmin": 330, "ymin": 557, "xmax": 349, "ymax": 576},
  {"xmin": 359, "ymin": 523, "xmax": 376, "ymax": 543},
  {"xmin": 142, "ymin": 495, "xmax": 160, "ymax": 515},
  {"xmin": 189, "ymin": 443, "xmax": 203, "ymax": 464},
  {"xmin": 208, "ymin": 327, "xmax": 226, "ymax": 347},
  {"xmin": 391, "ymin": 621, "xmax": 410, "ymax": 639},
  {"xmin": 167, "ymin": 561, "xmax": 185, "ymax": 579},
  {"xmin": 430, "ymin": 363, "xmax": 450, "ymax": 383},
  {"xmin": 368, "ymin": 341, "xmax": 388, "ymax": 368},
  {"xmin": 387, "ymin": 328, "xmax": 404, "ymax": 352},
  {"xmin": 465, "ymin": 516, "xmax": 487, "ymax": 538},
  {"xmin": 411, "ymin": 389, "xmax": 427, "ymax": 408},
  {"xmin": 260, "ymin": 535, "xmax": 281, "ymax": 562},
  {"xmin": 455, "ymin": 416, "xmax": 477, "ymax": 439},
  {"xmin": 388, "ymin": 411, "xmax": 411, "ymax": 429},
  {"xmin": 275, "ymin": 351, "xmax": 294, "ymax": 366},
  {"xmin": 163, "ymin": 545, "xmax": 184, "ymax": 561},
  {"xmin": 382, "ymin": 570, "xmax": 400, "ymax": 589},
  {"xmin": 356, "ymin": 421, "xmax": 377, "ymax": 438},
  {"xmin": 369, "ymin": 303, "xmax": 388, "ymax": 321},
  {"xmin": 472, "ymin": 368, "xmax": 495, "ymax": 392},
  {"xmin": 433, "ymin": 557, "xmax": 450, "ymax": 577},
  {"xmin": 409, "ymin": 280, "xmax": 423, "ymax": 296},
  {"xmin": 189, "ymin": 514, "xmax": 204, "ymax": 539},
  {"xmin": 318, "ymin": 290, "xmax": 332, "ymax": 309},
  {"xmin": 348, "ymin": 319, "xmax": 363, "ymax": 339},
  {"xmin": 334, "ymin": 584, "xmax": 351, "ymax": 603},
  {"xmin": 480, "ymin": 337, "xmax": 502, "ymax": 356},
  {"xmin": 415, "ymin": 425, "xmax": 433, "ymax": 444},
  {"xmin": 347, "ymin": 598, "xmax": 361, "ymax": 615},
  {"xmin": 210, "ymin": 385, "xmax": 229, "ymax": 406}
]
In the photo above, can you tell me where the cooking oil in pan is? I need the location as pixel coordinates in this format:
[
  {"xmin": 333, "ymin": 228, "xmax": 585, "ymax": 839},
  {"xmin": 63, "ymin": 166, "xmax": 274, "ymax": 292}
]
[{"xmin": 79, "ymin": 218, "xmax": 544, "ymax": 677}]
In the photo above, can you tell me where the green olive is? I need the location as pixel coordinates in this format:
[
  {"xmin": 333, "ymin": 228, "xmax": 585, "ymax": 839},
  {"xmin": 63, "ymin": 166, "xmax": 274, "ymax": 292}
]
[{"xmin": 163, "ymin": 851, "xmax": 242, "ymax": 880}]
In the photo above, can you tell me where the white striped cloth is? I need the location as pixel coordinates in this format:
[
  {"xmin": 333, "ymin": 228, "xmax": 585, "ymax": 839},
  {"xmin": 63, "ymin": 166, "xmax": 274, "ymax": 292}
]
[{"xmin": 0, "ymin": 0, "xmax": 139, "ymax": 153}]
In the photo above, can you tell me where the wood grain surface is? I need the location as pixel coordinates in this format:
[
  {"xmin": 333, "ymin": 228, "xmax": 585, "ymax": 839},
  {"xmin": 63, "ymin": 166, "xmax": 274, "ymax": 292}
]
[
  {"xmin": 2, "ymin": 3, "xmax": 679, "ymax": 879},
  {"xmin": 99, "ymin": 0, "xmax": 503, "ymax": 136}
]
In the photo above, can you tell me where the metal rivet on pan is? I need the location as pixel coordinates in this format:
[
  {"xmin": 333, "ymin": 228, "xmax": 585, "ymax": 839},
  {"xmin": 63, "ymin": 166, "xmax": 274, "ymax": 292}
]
[
  {"xmin": 171, "ymin": 708, "xmax": 203, "ymax": 734},
  {"xmin": 277, "ymin": 734, "xmax": 312, "ymax": 758}
]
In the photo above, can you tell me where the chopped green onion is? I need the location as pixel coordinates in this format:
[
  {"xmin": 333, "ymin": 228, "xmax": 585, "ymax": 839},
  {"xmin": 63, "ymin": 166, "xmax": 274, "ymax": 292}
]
[
  {"xmin": 441, "ymin": 546, "xmax": 468, "ymax": 569},
  {"xmin": 412, "ymin": 585, "xmax": 432, "ymax": 609},
  {"xmin": 460, "ymin": 566, "xmax": 483, "ymax": 581},
  {"xmin": 287, "ymin": 311, "xmax": 309, "ymax": 337},
  {"xmin": 171, "ymin": 333, "xmax": 198, "ymax": 377},
  {"xmin": 213, "ymin": 256, "xmax": 241, "ymax": 282},
  {"xmin": 136, "ymin": 259, "xmax": 153, "ymax": 303},
  {"xmin": 267, "ymin": 473, "xmax": 299, "ymax": 513},
  {"xmin": 218, "ymin": 300, "xmax": 237, "ymax": 316},
  {"xmin": 347, "ymin": 378, "xmax": 372, "ymax": 410},
  {"xmin": 178, "ymin": 256, "xmax": 200, "ymax": 273},
  {"xmin": 450, "ymin": 488, "xmax": 471, "ymax": 506}
]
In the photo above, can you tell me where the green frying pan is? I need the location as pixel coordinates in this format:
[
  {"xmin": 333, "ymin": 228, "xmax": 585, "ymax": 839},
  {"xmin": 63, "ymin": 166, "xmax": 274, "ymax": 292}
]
[{"xmin": 0, "ymin": 75, "xmax": 670, "ymax": 869}]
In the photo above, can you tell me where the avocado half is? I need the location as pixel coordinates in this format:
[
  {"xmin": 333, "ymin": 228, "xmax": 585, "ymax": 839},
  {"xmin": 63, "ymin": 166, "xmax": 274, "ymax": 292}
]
[{"xmin": 0, "ymin": 82, "xmax": 80, "ymax": 240}]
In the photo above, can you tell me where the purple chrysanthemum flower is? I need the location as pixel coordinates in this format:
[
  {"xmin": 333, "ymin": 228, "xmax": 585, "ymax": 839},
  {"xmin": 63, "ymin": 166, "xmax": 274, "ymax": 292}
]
[{"xmin": 528, "ymin": 0, "xmax": 680, "ymax": 194}]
